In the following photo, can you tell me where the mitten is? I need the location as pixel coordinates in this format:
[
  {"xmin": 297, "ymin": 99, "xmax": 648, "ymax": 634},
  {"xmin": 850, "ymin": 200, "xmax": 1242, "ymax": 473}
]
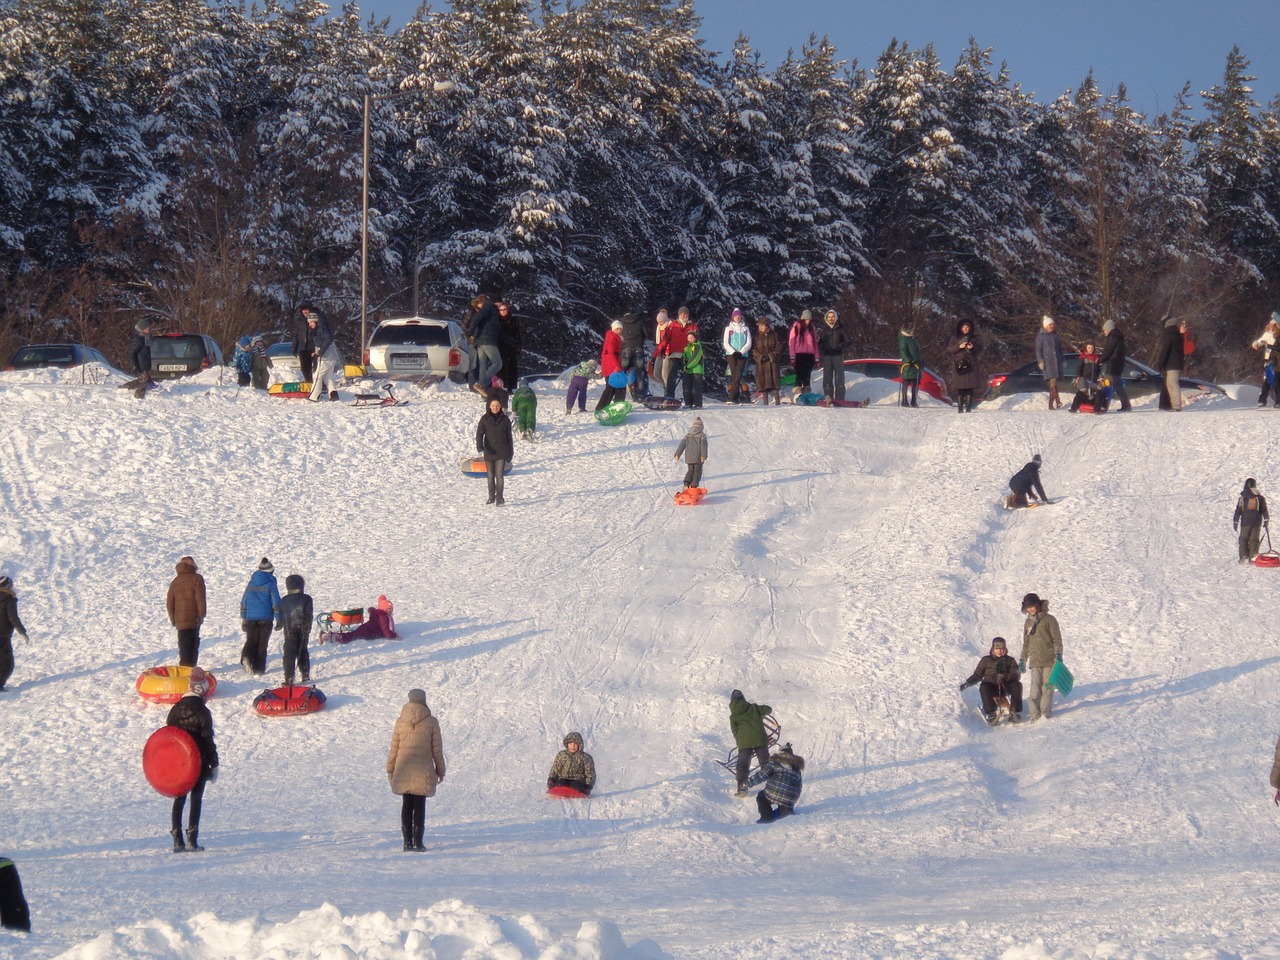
[
  {"xmin": 1055, "ymin": 655, "xmax": 1063, "ymax": 663},
  {"xmin": 1018, "ymin": 659, "xmax": 1026, "ymax": 673},
  {"xmin": 207, "ymin": 767, "xmax": 219, "ymax": 783},
  {"xmin": 958, "ymin": 680, "xmax": 969, "ymax": 693}
]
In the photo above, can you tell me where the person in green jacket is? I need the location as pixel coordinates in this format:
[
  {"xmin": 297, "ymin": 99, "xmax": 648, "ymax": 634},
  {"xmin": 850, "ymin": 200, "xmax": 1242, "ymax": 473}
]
[
  {"xmin": 730, "ymin": 689, "xmax": 773, "ymax": 796},
  {"xmin": 681, "ymin": 327, "xmax": 704, "ymax": 408},
  {"xmin": 510, "ymin": 379, "xmax": 537, "ymax": 439},
  {"xmin": 898, "ymin": 326, "xmax": 922, "ymax": 407},
  {"xmin": 1019, "ymin": 593, "xmax": 1064, "ymax": 721}
]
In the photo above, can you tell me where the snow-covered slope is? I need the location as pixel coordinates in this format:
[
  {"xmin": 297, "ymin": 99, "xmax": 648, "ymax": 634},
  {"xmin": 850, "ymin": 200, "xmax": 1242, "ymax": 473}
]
[{"xmin": 2, "ymin": 368, "xmax": 1279, "ymax": 959}]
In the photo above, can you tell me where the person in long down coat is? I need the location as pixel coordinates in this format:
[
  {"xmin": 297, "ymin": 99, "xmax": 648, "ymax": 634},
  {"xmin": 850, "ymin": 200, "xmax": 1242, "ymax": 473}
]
[
  {"xmin": 752, "ymin": 317, "xmax": 782, "ymax": 405},
  {"xmin": 386, "ymin": 688, "xmax": 446, "ymax": 852},
  {"xmin": 166, "ymin": 556, "xmax": 207, "ymax": 667},
  {"xmin": 1036, "ymin": 315, "xmax": 1065, "ymax": 410},
  {"xmin": 476, "ymin": 396, "xmax": 514, "ymax": 505},
  {"xmin": 946, "ymin": 319, "xmax": 982, "ymax": 413}
]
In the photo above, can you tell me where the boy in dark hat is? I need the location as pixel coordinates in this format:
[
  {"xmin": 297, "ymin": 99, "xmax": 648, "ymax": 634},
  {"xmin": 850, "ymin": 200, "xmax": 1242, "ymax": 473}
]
[
  {"xmin": 278, "ymin": 574, "xmax": 314, "ymax": 685},
  {"xmin": 0, "ymin": 574, "xmax": 29, "ymax": 693},
  {"xmin": 960, "ymin": 637, "xmax": 1023, "ymax": 724}
]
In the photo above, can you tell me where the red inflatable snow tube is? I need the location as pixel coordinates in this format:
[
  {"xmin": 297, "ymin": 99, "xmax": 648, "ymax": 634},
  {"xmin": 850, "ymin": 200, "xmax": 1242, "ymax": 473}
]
[
  {"xmin": 253, "ymin": 684, "xmax": 327, "ymax": 716},
  {"xmin": 136, "ymin": 665, "xmax": 217, "ymax": 704},
  {"xmin": 1253, "ymin": 553, "xmax": 1280, "ymax": 568},
  {"xmin": 142, "ymin": 726, "xmax": 202, "ymax": 797},
  {"xmin": 547, "ymin": 785, "xmax": 589, "ymax": 799}
]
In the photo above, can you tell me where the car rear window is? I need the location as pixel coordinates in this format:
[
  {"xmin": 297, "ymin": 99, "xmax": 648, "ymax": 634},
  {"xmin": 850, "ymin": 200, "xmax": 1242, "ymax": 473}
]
[
  {"xmin": 371, "ymin": 324, "xmax": 451, "ymax": 347},
  {"xmin": 151, "ymin": 336, "xmax": 205, "ymax": 360},
  {"xmin": 14, "ymin": 346, "xmax": 75, "ymax": 365}
]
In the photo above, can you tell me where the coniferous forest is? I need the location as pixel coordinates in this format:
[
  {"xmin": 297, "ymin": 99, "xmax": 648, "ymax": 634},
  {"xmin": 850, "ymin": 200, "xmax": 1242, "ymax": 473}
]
[{"xmin": 3, "ymin": 0, "xmax": 1280, "ymax": 379}]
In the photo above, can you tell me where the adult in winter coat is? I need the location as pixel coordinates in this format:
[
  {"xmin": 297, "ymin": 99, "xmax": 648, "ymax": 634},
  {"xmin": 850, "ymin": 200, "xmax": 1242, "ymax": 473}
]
[
  {"xmin": 946, "ymin": 319, "xmax": 982, "ymax": 412},
  {"xmin": 659, "ymin": 308, "xmax": 690, "ymax": 401},
  {"xmin": 1007, "ymin": 454, "xmax": 1048, "ymax": 509},
  {"xmin": 1099, "ymin": 319, "xmax": 1131, "ymax": 412},
  {"xmin": 595, "ymin": 320, "xmax": 626, "ymax": 411},
  {"xmin": 1232, "ymin": 478, "xmax": 1270, "ymax": 564},
  {"xmin": 1036, "ymin": 315, "xmax": 1065, "ymax": 410},
  {"xmin": 1018, "ymin": 593, "xmax": 1063, "ymax": 722},
  {"xmin": 239, "ymin": 558, "xmax": 282, "ymax": 676},
  {"xmin": 898, "ymin": 326, "xmax": 922, "ymax": 407},
  {"xmin": 303, "ymin": 304, "xmax": 341, "ymax": 402},
  {"xmin": 959, "ymin": 637, "xmax": 1023, "ymax": 724},
  {"xmin": 817, "ymin": 310, "xmax": 849, "ymax": 401},
  {"xmin": 466, "ymin": 294, "xmax": 504, "ymax": 394},
  {"xmin": 650, "ymin": 309, "xmax": 671, "ymax": 395},
  {"xmin": 746, "ymin": 743, "xmax": 804, "ymax": 823},
  {"xmin": 278, "ymin": 573, "xmax": 314, "ymax": 685},
  {"xmin": 752, "ymin": 317, "xmax": 782, "ymax": 404},
  {"xmin": 730, "ymin": 689, "xmax": 774, "ymax": 795},
  {"xmin": 0, "ymin": 856, "xmax": 30, "ymax": 931},
  {"xmin": 1250, "ymin": 315, "xmax": 1280, "ymax": 408},
  {"xmin": 0, "ymin": 575, "xmax": 29, "ymax": 693},
  {"xmin": 788, "ymin": 310, "xmax": 819, "ymax": 395},
  {"xmin": 476, "ymin": 396, "xmax": 514, "ymax": 505},
  {"xmin": 674, "ymin": 416, "xmax": 708, "ymax": 489},
  {"xmin": 166, "ymin": 556, "xmax": 207, "ymax": 667},
  {"xmin": 292, "ymin": 306, "xmax": 316, "ymax": 383},
  {"xmin": 166, "ymin": 666, "xmax": 219, "ymax": 851},
  {"xmin": 723, "ymin": 308, "xmax": 753, "ymax": 403},
  {"xmin": 386, "ymin": 688, "xmax": 446, "ymax": 852},
  {"xmin": 1155, "ymin": 315, "xmax": 1185, "ymax": 411},
  {"xmin": 496, "ymin": 300, "xmax": 522, "ymax": 392},
  {"xmin": 618, "ymin": 311, "xmax": 650, "ymax": 400},
  {"xmin": 130, "ymin": 319, "xmax": 155, "ymax": 378},
  {"xmin": 546, "ymin": 731, "xmax": 597, "ymax": 796}
]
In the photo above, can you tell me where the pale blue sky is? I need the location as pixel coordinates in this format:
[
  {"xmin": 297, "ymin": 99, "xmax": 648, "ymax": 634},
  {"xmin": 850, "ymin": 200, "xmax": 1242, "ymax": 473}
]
[{"xmin": 363, "ymin": 0, "xmax": 1279, "ymax": 117}]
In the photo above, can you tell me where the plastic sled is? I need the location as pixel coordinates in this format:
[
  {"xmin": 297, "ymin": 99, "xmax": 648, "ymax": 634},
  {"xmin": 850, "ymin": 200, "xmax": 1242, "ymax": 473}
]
[
  {"xmin": 675, "ymin": 487, "xmax": 707, "ymax": 505},
  {"xmin": 142, "ymin": 726, "xmax": 202, "ymax": 797},
  {"xmin": 1253, "ymin": 553, "xmax": 1280, "ymax": 567},
  {"xmin": 253, "ymin": 684, "xmax": 327, "ymax": 716},
  {"xmin": 595, "ymin": 400, "xmax": 633, "ymax": 425},
  {"xmin": 606, "ymin": 371, "xmax": 629, "ymax": 388},
  {"xmin": 795, "ymin": 392, "xmax": 824, "ymax": 406},
  {"xmin": 816, "ymin": 397, "xmax": 869, "ymax": 408},
  {"xmin": 547, "ymin": 785, "xmax": 589, "ymax": 799},
  {"xmin": 460, "ymin": 457, "xmax": 511, "ymax": 476},
  {"xmin": 136, "ymin": 665, "xmax": 218, "ymax": 704},
  {"xmin": 643, "ymin": 397, "xmax": 682, "ymax": 411},
  {"xmin": 1046, "ymin": 661, "xmax": 1074, "ymax": 697}
]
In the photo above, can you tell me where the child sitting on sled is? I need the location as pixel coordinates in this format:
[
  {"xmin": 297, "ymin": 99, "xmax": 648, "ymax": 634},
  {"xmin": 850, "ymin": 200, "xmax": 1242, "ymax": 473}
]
[
  {"xmin": 546, "ymin": 732, "xmax": 596, "ymax": 796},
  {"xmin": 746, "ymin": 742, "xmax": 804, "ymax": 822},
  {"xmin": 674, "ymin": 417, "xmax": 708, "ymax": 490},
  {"xmin": 1069, "ymin": 343, "xmax": 1104, "ymax": 412},
  {"xmin": 959, "ymin": 637, "xmax": 1023, "ymax": 724}
]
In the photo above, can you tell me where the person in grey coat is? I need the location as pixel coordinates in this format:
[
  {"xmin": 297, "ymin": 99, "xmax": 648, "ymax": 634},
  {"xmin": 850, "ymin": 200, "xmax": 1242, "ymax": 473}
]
[
  {"xmin": 1036, "ymin": 315, "xmax": 1065, "ymax": 410},
  {"xmin": 1018, "ymin": 593, "xmax": 1063, "ymax": 721},
  {"xmin": 674, "ymin": 417, "xmax": 708, "ymax": 490},
  {"xmin": 302, "ymin": 303, "xmax": 342, "ymax": 402},
  {"xmin": 386, "ymin": 689, "xmax": 446, "ymax": 851}
]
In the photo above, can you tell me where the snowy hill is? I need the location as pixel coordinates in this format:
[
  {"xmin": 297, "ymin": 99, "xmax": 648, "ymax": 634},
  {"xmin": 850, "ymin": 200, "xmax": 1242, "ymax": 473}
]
[{"xmin": 2, "ymin": 369, "xmax": 1280, "ymax": 959}]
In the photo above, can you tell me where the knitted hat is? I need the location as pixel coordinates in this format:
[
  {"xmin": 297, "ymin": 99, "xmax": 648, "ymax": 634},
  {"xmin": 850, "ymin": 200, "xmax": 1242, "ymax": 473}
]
[
  {"xmin": 800, "ymin": 309, "xmax": 813, "ymax": 322},
  {"xmin": 1042, "ymin": 315, "xmax": 1054, "ymax": 330},
  {"xmin": 377, "ymin": 595, "xmax": 393, "ymax": 613},
  {"xmin": 1032, "ymin": 453, "xmax": 1042, "ymax": 464},
  {"xmin": 408, "ymin": 688, "xmax": 426, "ymax": 705},
  {"xmin": 611, "ymin": 320, "xmax": 623, "ymax": 332},
  {"xmin": 258, "ymin": 557, "xmax": 274, "ymax": 572},
  {"xmin": 284, "ymin": 574, "xmax": 303, "ymax": 592},
  {"xmin": 731, "ymin": 308, "xmax": 743, "ymax": 319},
  {"xmin": 188, "ymin": 667, "xmax": 209, "ymax": 697},
  {"xmin": 0, "ymin": 575, "xmax": 11, "ymax": 591},
  {"xmin": 1103, "ymin": 319, "xmax": 1116, "ymax": 334},
  {"xmin": 238, "ymin": 335, "xmax": 251, "ymax": 348}
]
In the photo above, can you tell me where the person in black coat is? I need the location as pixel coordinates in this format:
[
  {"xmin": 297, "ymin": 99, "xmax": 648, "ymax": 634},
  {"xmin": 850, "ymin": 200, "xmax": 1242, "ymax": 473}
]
[
  {"xmin": 476, "ymin": 396, "xmax": 514, "ymax": 505},
  {"xmin": 1155, "ymin": 315, "xmax": 1184, "ymax": 411},
  {"xmin": 0, "ymin": 575, "xmax": 30, "ymax": 693},
  {"xmin": 293, "ymin": 305, "xmax": 317, "ymax": 383},
  {"xmin": 165, "ymin": 667, "xmax": 219, "ymax": 852},
  {"xmin": 497, "ymin": 300, "xmax": 523, "ymax": 392},
  {"xmin": 1098, "ymin": 319, "xmax": 1131, "ymax": 411},
  {"xmin": 1007, "ymin": 454, "xmax": 1048, "ymax": 508},
  {"xmin": 816, "ymin": 310, "xmax": 849, "ymax": 401},
  {"xmin": 960, "ymin": 637, "xmax": 1023, "ymax": 724},
  {"xmin": 1233, "ymin": 478, "xmax": 1270, "ymax": 563},
  {"xmin": 130, "ymin": 319, "xmax": 156, "ymax": 377},
  {"xmin": 278, "ymin": 574, "xmax": 314, "ymax": 685},
  {"xmin": 0, "ymin": 856, "xmax": 29, "ymax": 932}
]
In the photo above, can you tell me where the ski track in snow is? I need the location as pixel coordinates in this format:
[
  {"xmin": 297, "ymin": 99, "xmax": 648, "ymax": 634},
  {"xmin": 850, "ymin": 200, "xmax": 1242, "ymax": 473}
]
[{"xmin": 1, "ymin": 368, "xmax": 1280, "ymax": 958}]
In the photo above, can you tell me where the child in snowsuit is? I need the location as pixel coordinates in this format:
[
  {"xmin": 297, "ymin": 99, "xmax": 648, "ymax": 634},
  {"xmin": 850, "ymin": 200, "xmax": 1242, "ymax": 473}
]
[
  {"xmin": 511, "ymin": 379, "xmax": 537, "ymax": 439},
  {"xmin": 1233, "ymin": 478, "xmax": 1270, "ymax": 563},
  {"xmin": 1006, "ymin": 454, "xmax": 1047, "ymax": 508},
  {"xmin": 278, "ymin": 573, "xmax": 314, "ymax": 685},
  {"xmin": 0, "ymin": 574, "xmax": 29, "ymax": 693},
  {"xmin": 166, "ymin": 667, "xmax": 219, "ymax": 851},
  {"xmin": 566, "ymin": 359, "xmax": 597, "ymax": 414},
  {"xmin": 546, "ymin": 731, "xmax": 597, "ymax": 796},
  {"xmin": 239, "ymin": 558, "xmax": 282, "ymax": 675},
  {"xmin": 232, "ymin": 336, "xmax": 253, "ymax": 387},
  {"xmin": 674, "ymin": 417, "xmax": 708, "ymax": 490},
  {"xmin": 959, "ymin": 637, "xmax": 1023, "ymax": 724},
  {"xmin": 747, "ymin": 742, "xmax": 804, "ymax": 822},
  {"xmin": 1069, "ymin": 343, "xmax": 1103, "ymax": 412},
  {"xmin": 250, "ymin": 335, "xmax": 269, "ymax": 390},
  {"xmin": 681, "ymin": 327, "xmax": 704, "ymax": 408},
  {"xmin": 729, "ymin": 689, "xmax": 773, "ymax": 796},
  {"xmin": 1019, "ymin": 593, "xmax": 1063, "ymax": 721}
]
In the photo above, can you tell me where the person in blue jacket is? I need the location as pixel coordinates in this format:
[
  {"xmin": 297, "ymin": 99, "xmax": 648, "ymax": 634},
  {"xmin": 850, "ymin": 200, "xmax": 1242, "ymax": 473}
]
[{"xmin": 239, "ymin": 557, "xmax": 281, "ymax": 675}]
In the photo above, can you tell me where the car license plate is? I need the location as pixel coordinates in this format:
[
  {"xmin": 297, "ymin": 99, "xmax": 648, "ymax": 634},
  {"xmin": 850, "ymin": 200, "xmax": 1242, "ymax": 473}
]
[
  {"xmin": 391, "ymin": 356, "xmax": 427, "ymax": 370},
  {"xmin": 158, "ymin": 364, "xmax": 186, "ymax": 372}
]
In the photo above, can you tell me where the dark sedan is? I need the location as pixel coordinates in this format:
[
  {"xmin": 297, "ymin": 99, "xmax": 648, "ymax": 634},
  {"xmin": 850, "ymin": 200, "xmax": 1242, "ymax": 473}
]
[
  {"xmin": 985, "ymin": 353, "xmax": 1225, "ymax": 401},
  {"xmin": 7, "ymin": 343, "xmax": 111, "ymax": 369}
]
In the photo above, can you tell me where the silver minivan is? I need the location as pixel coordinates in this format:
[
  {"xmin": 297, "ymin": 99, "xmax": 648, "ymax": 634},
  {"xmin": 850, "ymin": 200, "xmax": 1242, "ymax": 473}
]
[{"xmin": 364, "ymin": 317, "xmax": 472, "ymax": 382}]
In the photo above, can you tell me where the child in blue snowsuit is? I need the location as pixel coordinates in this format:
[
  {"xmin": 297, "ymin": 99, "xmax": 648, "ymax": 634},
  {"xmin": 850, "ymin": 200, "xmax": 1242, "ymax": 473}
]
[{"xmin": 232, "ymin": 336, "xmax": 253, "ymax": 387}]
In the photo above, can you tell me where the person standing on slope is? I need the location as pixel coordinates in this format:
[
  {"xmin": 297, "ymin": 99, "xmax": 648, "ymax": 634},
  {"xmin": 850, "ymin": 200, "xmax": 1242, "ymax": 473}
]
[
  {"xmin": 386, "ymin": 688, "xmax": 446, "ymax": 852},
  {"xmin": 1036, "ymin": 315, "xmax": 1065, "ymax": 411},
  {"xmin": 1018, "ymin": 594, "xmax": 1063, "ymax": 722},
  {"xmin": 166, "ymin": 666, "xmax": 219, "ymax": 851},
  {"xmin": 899, "ymin": 324, "xmax": 922, "ymax": 408},
  {"xmin": 0, "ymin": 575, "xmax": 30, "ymax": 693},
  {"xmin": 1099, "ymin": 319, "xmax": 1131, "ymax": 412},
  {"xmin": 789, "ymin": 310, "xmax": 819, "ymax": 398},
  {"xmin": 817, "ymin": 310, "xmax": 849, "ymax": 402},
  {"xmin": 476, "ymin": 395, "xmax": 514, "ymax": 506},
  {"xmin": 723, "ymin": 308, "xmax": 753, "ymax": 403},
  {"xmin": 239, "ymin": 558, "xmax": 282, "ymax": 675},
  {"xmin": 729, "ymin": 689, "xmax": 773, "ymax": 796},
  {"xmin": 946, "ymin": 319, "xmax": 982, "ymax": 413},
  {"xmin": 1233, "ymin": 478, "xmax": 1269, "ymax": 564},
  {"xmin": 166, "ymin": 556, "xmax": 207, "ymax": 667},
  {"xmin": 1155, "ymin": 315, "xmax": 1185, "ymax": 411}
]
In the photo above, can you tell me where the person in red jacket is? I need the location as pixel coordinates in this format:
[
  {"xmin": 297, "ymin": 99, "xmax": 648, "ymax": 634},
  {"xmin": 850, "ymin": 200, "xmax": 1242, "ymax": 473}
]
[
  {"xmin": 596, "ymin": 320, "xmax": 627, "ymax": 410},
  {"xmin": 658, "ymin": 308, "xmax": 690, "ymax": 401}
]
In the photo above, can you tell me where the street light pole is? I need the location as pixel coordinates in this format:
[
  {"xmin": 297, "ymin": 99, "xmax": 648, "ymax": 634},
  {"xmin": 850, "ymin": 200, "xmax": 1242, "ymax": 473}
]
[{"xmin": 359, "ymin": 80, "xmax": 456, "ymax": 368}]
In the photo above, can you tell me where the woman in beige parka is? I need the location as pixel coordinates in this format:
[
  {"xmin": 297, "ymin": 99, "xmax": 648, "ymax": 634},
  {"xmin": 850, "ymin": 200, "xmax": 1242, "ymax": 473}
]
[{"xmin": 386, "ymin": 689, "xmax": 445, "ymax": 852}]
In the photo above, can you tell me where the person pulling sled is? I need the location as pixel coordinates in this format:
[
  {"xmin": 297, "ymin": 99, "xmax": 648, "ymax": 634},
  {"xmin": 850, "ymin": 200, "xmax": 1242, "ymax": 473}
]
[
  {"xmin": 1233, "ymin": 478, "xmax": 1270, "ymax": 564},
  {"xmin": 959, "ymin": 637, "xmax": 1023, "ymax": 724}
]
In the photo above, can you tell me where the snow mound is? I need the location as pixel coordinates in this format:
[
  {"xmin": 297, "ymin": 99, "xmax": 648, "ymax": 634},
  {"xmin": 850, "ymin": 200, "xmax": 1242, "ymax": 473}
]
[{"xmin": 53, "ymin": 901, "xmax": 672, "ymax": 960}]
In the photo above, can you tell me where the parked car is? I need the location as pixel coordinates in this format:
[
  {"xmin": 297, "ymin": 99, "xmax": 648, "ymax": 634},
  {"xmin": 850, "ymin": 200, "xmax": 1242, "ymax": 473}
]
[
  {"xmin": 149, "ymin": 333, "xmax": 224, "ymax": 380},
  {"xmin": 985, "ymin": 353, "xmax": 1225, "ymax": 401},
  {"xmin": 6, "ymin": 343, "xmax": 112, "ymax": 370},
  {"xmin": 265, "ymin": 340, "xmax": 300, "ymax": 374},
  {"xmin": 841, "ymin": 358, "xmax": 953, "ymax": 404},
  {"xmin": 364, "ymin": 317, "xmax": 472, "ymax": 382}
]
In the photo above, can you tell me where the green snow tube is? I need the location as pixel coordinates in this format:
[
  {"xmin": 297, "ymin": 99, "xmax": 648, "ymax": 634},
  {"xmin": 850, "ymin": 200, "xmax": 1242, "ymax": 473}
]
[{"xmin": 595, "ymin": 400, "xmax": 633, "ymax": 426}]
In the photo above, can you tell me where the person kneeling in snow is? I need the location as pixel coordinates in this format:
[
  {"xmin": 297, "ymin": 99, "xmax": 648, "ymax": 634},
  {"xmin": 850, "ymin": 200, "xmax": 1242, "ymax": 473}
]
[
  {"xmin": 747, "ymin": 743, "xmax": 804, "ymax": 823},
  {"xmin": 547, "ymin": 732, "xmax": 596, "ymax": 796},
  {"xmin": 959, "ymin": 637, "xmax": 1023, "ymax": 724},
  {"xmin": 1007, "ymin": 454, "xmax": 1047, "ymax": 508}
]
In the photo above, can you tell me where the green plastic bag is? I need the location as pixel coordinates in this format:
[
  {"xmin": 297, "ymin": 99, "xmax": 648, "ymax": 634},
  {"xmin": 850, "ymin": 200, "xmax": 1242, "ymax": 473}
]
[{"xmin": 1046, "ymin": 660, "xmax": 1074, "ymax": 697}]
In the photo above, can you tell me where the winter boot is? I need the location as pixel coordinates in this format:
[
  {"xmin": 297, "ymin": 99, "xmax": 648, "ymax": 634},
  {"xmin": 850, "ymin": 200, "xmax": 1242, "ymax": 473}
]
[
  {"xmin": 185, "ymin": 827, "xmax": 204, "ymax": 852},
  {"xmin": 170, "ymin": 829, "xmax": 186, "ymax": 853}
]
